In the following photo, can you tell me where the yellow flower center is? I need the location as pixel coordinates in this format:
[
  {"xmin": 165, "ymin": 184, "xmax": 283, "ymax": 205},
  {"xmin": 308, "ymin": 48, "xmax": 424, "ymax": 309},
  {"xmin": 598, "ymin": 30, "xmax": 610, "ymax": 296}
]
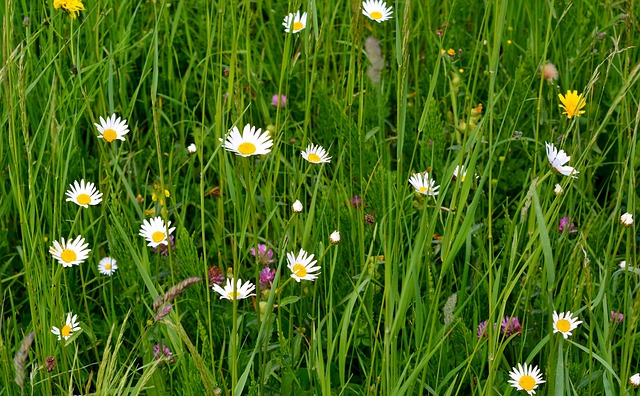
[
  {"xmin": 556, "ymin": 318, "xmax": 571, "ymax": 332},
  {"xmin": 103, "ymin": 129, "xmax": 117, "ymax": 142},
  {"xmin": 60, "ymin": 325, "xmax": 72, "ymax": 338},
  {"xmin": 370, "ymin": 11, "xmax": 383, "ymax": 20},
  {"xmin": 61, "ymin": 249, "xmax": 77, "ymax": 263},
  {"xmin": 519, "ymin": 375, "xmax": 535, "ymax": 391},
  {"xmin": 76, "ymin": 193, "xmax": 91, "ymax": 205},
  {"xmin": 152, "ymin": 231, "xmax": 166, "ymax": 243},
  {"xmin": 308, "ymin": 153, "xmax": 321, "ymax": 163},
  {"xmin": 227, "ymin": 291, "xmax": 239, "ymax": 300},
  {"xmin": 238, "ymin": 142, "xmax": 256, "ymax": 155},
  {"xmin": 419, "ymin": 186, "xmax": 427, "ymax": 193},
  {"xmin": 293, "ymin": 263, "xmax": 307, "ymax": 277},
  {"xmin": 105, "ymin": 263, "xmax": 112, "ymax": 270},
  {"xmin": 293, "ymin": 21, "xmax": 304, "ymax": 31},
  {"xmin": 460, "ymin": 175, "xmax": 466, "ymax": 182}
]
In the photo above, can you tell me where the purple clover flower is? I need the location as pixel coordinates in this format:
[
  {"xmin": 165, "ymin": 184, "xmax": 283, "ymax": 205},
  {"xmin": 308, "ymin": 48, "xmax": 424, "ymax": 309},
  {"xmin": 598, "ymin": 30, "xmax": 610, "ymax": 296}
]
[
  {"xmin": 500, "ymin": 316, "xmax": 522, "ymax": 337},
  {"xmin": 271, "ymin": 94, "xmax": 287, "ymax": 108},
  {"xmin": 250, "ymin": 244, "xmax": 274, "ymax": 265},
  {"xmin": 153, "ymin": 344, "xmax": 174, "ymax": 364},
  {"xmin": 558, "ymin": 217, "xmax": 578, "ymax": 233},
  {"xmin": 611, "ymin": 311, "xmax": 624, "ymax": 324},
  {"xmin": 350, "ymin": 195, "xmax": 363, "ymax": 208},
  {"xmin": 260, "ymin": 267, "xmax": 276, "ymax": 289}
]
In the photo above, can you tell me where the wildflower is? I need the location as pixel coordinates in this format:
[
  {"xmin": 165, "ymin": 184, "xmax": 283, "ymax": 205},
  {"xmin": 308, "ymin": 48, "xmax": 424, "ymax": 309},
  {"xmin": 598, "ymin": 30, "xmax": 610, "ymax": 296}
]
[
  {"xmin": 222, "ymin": 124, "xmax": 273, "ymax": 157},
  {"xmin": 542, "ymin": 62, "xmax": 558, "ymax": 82},
  {"xmin": 153, "ymin": 234, "xmax": 176, "ymax": 256},
  {"xmin": 620, "ymin": 212, "xmax": 634, "ymax": 227},
  {"xmin": 362, "ymin": 0, "xmax": 393, "ymax": 23},
  {"xmin": 208, "ymin": 266, "xmax": 225, "ymax": 286},
  {"xmin": 507, "ymin": 363, "xmax": 545, "ymax": 395},
  {"xmin": 65, "ymin": 180, "xmax": 103, "ymax": 208},
  {"xmin": 53, "ymin": 0, "xmax": 84, "ymax": 20},
  {"xmin": 49, "ymin": 236, "xmax": 90, "ymax": 267},
  {"xmin": 95, "ymin": 114, "xmax": 130, "ymax": 143},
  {"xmin": 476, "ymin": 320, "xmax": 489, "ymax": 338},
  {"xmin": 554, "ymin": 183, "xmax": 563, "ymax": 195},
  {"xmin": 365, "ymin": 213, "xmax": 375, "ymax": 225},
  {"xmin": 453, "ymin": 165, "xmax": 467, "ymax": 181},
  {"xmin": 250, "ymin": 244, "xmax": 274, "ymax": 265},
  {"xmin": 212, "ymin": 278, "xmax": 256, "ymax": 300},
  {"xmin": 51, "ymin": 312, "xmax": 81, "ymax": 340},
  {"xmin": 545, "ymin": 142, "xmax": 578, "ymax": 178},
  {"xmin": 501, "ymin": 316, "xmax": 522, "ymax": 337},
  {"xmin": 259, "ymin": 267, "xmax": 276, "ymax": 289},
  {"xmin": 271, "ymin": 94, "xmax": 287, "ymax": 108},
  {"xmin": 45, "ymin": 356, "xmax": 56, "ymax": 372},
  {"xmin": 552, "ymin": 310, "xmax": 582, "ymax": 339},
  {"xmin": 301, "ymin": 144, "xmax": 332, "ymax": 164},
  {"xmin": 408, "ymin": 172, "xmax": 440, "ymax": 196},
  {"xmin": 558, "ymin": 217, "xmax": 578, "ymax": 233},
  {"xmin": 350, "ymin": 195, "xmax": 363, "ymax": 208},
  {"xmin": 187, "ymin": 143, "xmax": 197, "ymax": 154},
  {"xmin": 98, "ymin": 257, "xmax": 118, "ymax": 276},
  {"xmin": 153, "ymin": 344, "xmax": 175, "ymax": 364},
  {"xmin": 620, "ymin": 261, "xmax": 629, "ymax": 270},
  {"xmin": 287, "ymin": 249, "xmax": 321, "ymax": 282},
  {"xmin": 139, "ymin": 216, "xmax": 175, "ymax": 248},
  {"xmin": 292, "ymin": 200, "xmax": 303, "ymax": 213},
  {"xmin": 610, "ymin": 311, "xmax": 624, "ymax": 324},
  {"xmin": 282, "ymin": 11, "xmax": 307, "ymax": 33},
  {"xmin": 13, "ymin": 332, "xmax": 35, "ymax": 388},
  {"xmin": 329, "ymin": 230, "xmax": 340, "ymax": 245},
  {"xmin": 630, "ymin": 373, "xmax": 640, "ymax": 388},
  {"xmin": 558, "ymin": 90, "xmax": 586, "ymax": 119}
]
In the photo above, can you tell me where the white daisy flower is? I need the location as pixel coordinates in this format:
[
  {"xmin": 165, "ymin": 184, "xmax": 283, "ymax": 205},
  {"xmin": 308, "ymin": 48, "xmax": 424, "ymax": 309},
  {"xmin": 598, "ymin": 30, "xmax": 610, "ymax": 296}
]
[
  {"xmin": 408, "ymin": 172, "xmax": 440, "ymax": 196},
  {"xmin": 212, "ymin": 278, "xmax": 256, "ymax": 301},
  {"xmin": 620, "ymin": 212, "xmax": 634, "ymax": 227},
  {"xmin": 554, "ymin": 183, "xmax": 564, "ymax": 195},
  {"xmin": 51, "ymin": 312, "xmax": 81, "ymax": 341},
  {"xmin": 49, "ymin": 236, "xmax": 91, "ymax": 267},
  {"xmin": 65, "ymin": 179, "xmax": 103, "ymax": 208},
  {"xmin": 95, "ymin": 114, "xmax": 130, "ymax": 143},
  {"xmin": 329, "ymin": 230, "xmax": 340, "ymax": 245},
  {"xmin": 222, "ymin": 124, "xmax": 273, "ymax": 157},
  {"xmin": 282, "ymin": 11, "xmax": 307, "ymax": 33},
  {"xmin": 287, "ymin": 249, "xmax": 321, "ymax": 282},
  {"xmin": 552, "ymin": 310, "xmax": 582, "ymax": 339},
  {"xmin": 630, "ymin": 373, "xmax": 640, "ymax": 388},
  {"xmin": 362, "ymin": 0, "xmax": 393, "ymax": 23},
  {"xmin": 301, "ymin": 144, "xmax": 331, "ymax": 164},
  {"xmin": 139, "ymin": 216, "xmax": 176, "ymax": 248},
  {"xmin": 545, "ymin": 142, "xmax": 578, "ymax": 178},
  {"xmin": 292, "ymin": 200, "xmax": 303, "ymax": 213},
  {"xmin": 453, "ymin": 165, "xmax": 467, "ymax": 181},
  {"xmin": 98, "ymin": 257, "xmax": 118, "ymax": 276},
  {"xmin": 187, "ymin": 143, "xmax": 197, "ymax": 154},
  {"xmin": 507, "ymin": 363, "xmax": 546, "ymax": 395}
]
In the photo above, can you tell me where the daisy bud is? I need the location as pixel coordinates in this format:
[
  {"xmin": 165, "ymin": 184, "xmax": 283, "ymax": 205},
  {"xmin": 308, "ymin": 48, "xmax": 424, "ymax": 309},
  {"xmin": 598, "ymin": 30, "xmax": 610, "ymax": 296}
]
[
  {"xmin": 554, "ymin": 183, "xmax": 564, "ymax": 195},
  {"xmin": 329, "ymin": 230, "xmax": 340, "ymax": 245},
  {"xmin": 630, "ymin": 373, "xmax": 640, "ymax": 388},
  {"xmin": 187, "ymin": 143, "xmax": 197, "ymax": 154},
  {"xmin": 620, "ymin": 212, "xmax": 634, "ymax": 227},
  {"xmin": 292, "ymin": 200, "xmax": 303, "ymax": 213},
  {"xmin": 619, "ymin": 261, "xmax": 628, "ymax": 270}
]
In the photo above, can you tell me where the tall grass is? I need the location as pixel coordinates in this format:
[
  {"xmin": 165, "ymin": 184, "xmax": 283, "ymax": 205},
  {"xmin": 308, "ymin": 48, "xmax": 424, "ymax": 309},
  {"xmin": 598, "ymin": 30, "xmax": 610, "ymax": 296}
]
[{"xmin": 1, "ymin": 0, "xmax": 639, "ymax": 394}]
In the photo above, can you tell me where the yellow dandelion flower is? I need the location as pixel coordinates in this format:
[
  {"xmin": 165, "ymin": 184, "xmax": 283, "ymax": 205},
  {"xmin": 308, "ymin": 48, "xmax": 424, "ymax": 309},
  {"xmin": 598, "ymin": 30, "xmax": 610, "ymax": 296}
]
[
  {"xmin": 54, "ymin": 0, "xmax": 85, "ymax": 20},
  {"xmin": 558, "ymin": 90, "xmax": 586, "ymax": 119}
]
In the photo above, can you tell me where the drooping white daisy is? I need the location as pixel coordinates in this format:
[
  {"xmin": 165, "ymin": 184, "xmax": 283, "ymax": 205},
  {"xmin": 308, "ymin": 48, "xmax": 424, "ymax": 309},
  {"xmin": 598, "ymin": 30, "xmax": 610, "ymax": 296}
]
[
  {"xmin": 95, "ymin": 114, "xmax": 130, "ymax": 143},
  {"xmin": 545, "ymin": 142, "xmax": 578, "ymax": 178},
  {"xmin": 212, "ymin": 278, "xmax": 256, "ymax": 301},
  {"xmin": 507, "ymin": 363, "xmax": 546, "ymax": 395},
  {"xmin": 139, "ymin": 216, "xmax": 176, "ymax": 248},
  {"xmin": 301, "ymin": 144, "xmax": 331, "ymax": 164},
  {"xmin": 187, "ymin": 143, "xmax": 197, "ymax": 154},
  {"xmin": 65, "ymin": 179, "xmax": 103, "ymax": 208},
  {"xmin": 408, "ymin": 172, "xmax": 440, "ymax": 196},
  {"xmin": 362, "ymin": 0, "xmax": 393, "ymax": 23},
  {"xmin": 98, "ymin": 257, "xmax": 118, "ymax": 276},
  {"xmin": 620, "ymin": 212, "xmax": 634, "ymax": 227},
  {"xmin": 554, "ymin": 183, "xmax": 564, "ymax": 195},
  {"xmin": 552, "ymin": 310, "xmax": 582, "ymax": 339},
  {"xmin": 630, "ymin": 373, "xmax": 640, "ymax": 388},
  {"xmin": 51, "ymin": 312, "xmax": 81, "ymax": 341},
  {"xmin": 453, "ymin": 165, "xmax": 467, "ymax": 181},
  {"xmin": 292, "ymin": 200, "xmax": 303, "ymax": 213},
  {"xmin": 222, "ymin": 124, "xmax": 273, "ymax": 157},
  {"xmin": 329, "ymin": 230, "xmax": 340, "ymax": 245},
  {"xmin": 287, "ymin": 249, "xmax": 321, "ymax": 282},
  {"xmin": 282, "ymin": 11, "xmax": 307, "ymax": 33},
  {"xmin": 49, "ymin": 236, "xmax": 91, "ymax": 267}
]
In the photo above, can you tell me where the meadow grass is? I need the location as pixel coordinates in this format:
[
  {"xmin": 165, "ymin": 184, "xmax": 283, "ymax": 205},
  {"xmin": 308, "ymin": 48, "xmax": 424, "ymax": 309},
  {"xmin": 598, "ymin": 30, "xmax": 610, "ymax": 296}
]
[{"xmin": 1, "ymin": 0, "xmax": 639, "ymax": 394}]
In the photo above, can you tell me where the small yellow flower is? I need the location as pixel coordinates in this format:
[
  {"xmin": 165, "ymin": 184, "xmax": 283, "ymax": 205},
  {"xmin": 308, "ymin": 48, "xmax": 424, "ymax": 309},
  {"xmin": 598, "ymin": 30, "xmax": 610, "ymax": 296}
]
[
  {"xmin": 54, "ymin": 0, "xmax": 85, "ymax": 20},
  {"xmin": 447, "ymin": 48, "xmax": 456, "ymax": 56},
  {"xmin": 558, "ymin": 90, "xmax": 586, "ymax": 119}
]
